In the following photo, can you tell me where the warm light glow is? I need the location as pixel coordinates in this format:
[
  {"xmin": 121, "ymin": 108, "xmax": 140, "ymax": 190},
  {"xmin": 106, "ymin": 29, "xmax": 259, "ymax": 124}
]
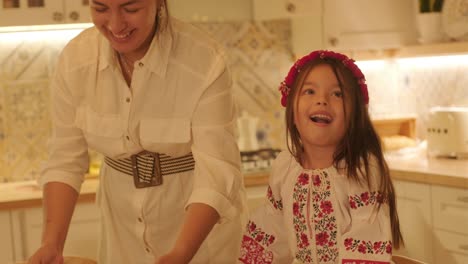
[
  {"xmin": 355, "ymin": 60, "xmax": 388, "ymax": 72},
  {"xmin": 396, "ymin": 54, "xmax": 468, "ymax": 68},
  {"xmin": 0, "ymin": 23, "xmax": 93, "ymax": 33},
  {"xmin": 0, "ymin": 24, "xmax": 93, "ymax": 43}
]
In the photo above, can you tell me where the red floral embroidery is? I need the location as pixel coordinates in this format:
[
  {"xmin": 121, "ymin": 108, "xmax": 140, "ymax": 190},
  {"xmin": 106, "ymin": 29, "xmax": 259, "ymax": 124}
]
[
  {"xmin": 310, "ymin": 171, "xmax": 339, "ymax": 262},
  {"xmin": 239, "ymin": 221, "xmax": 276, "ymax": 264},
  {"xmin": 342, "ymin": 259, "xmax": 390, "ymax": 264},
  {"xmin": 292, "ymin": 173, "xmax": 313, "ymax": 262},
  {"xmin": 343, "ymin": 237, "xmax": 392, "ymax": 255},
  {"xmin": 246, "ymin": 220, "xmax": 276, "ymax": 247},
  {"xmin": 239, "ymin": 236, "xmax": 274, "ymax": 264},
  {"xmin": 267, "ymin": 185, "xmax": 283, "ymax": 210},
  {"xmin": 349, "ymin": 191, "xmax": 386, "ymax": 209}
]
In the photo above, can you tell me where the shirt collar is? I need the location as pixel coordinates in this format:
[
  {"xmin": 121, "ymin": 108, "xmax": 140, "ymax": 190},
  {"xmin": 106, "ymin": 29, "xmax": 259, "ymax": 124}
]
[{"xmin": 97, "ymin": 24, "xmax": 173, "ymax": 78}]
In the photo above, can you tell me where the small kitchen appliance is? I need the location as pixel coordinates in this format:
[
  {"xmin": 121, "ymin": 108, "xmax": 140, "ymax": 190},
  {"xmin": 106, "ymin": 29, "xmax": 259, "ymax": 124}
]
[{"xmin": 427, "ymin": 106, "xmax": 468, "ymax": 158}]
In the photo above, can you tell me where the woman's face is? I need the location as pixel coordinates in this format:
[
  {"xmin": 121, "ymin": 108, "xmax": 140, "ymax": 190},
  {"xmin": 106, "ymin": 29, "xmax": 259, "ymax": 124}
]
[{"xmin": 90, "ymin": 0, "xmax": 159, "ymax": 58}]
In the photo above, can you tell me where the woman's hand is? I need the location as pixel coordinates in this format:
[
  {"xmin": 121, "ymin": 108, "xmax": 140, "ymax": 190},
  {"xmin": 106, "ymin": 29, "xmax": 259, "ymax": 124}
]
[{"xmin": 27, "ymin": 243, "xmax": 64, "ymax": 264}]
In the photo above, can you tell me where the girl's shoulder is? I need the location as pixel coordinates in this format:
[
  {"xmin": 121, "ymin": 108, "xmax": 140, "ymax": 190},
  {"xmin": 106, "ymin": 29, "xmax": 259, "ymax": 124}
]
[{"xmin": 270, "ymin": 150, "xmax": 298, "ymax": 182}]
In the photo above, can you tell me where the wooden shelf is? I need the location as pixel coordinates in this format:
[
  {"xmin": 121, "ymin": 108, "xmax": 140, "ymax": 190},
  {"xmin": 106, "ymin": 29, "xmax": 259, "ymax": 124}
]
[
  {"xmin": 395, "ymin": 41, "xmax": 468, "ymax": 58},
  {"xmin": 342, "ymin": 41, "xmax": 468, "ymax": 61}
]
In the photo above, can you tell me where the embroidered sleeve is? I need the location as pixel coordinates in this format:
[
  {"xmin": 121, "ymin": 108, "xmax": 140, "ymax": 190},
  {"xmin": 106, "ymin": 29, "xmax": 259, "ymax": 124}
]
[
  {"xmin": 340, "ymin": 174, "xmax": 393, "ymax": 263},
  {"xmin": 239, "ymin": 186, "xmax": 292, "ymax": 263},
  {"xmin": 267, "ymin": 185, "xmax": 283, "ymax": 211}
]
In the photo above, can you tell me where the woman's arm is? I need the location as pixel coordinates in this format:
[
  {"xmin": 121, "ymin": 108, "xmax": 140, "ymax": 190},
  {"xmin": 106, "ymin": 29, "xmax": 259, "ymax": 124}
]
[
  {"xmin": 155, "ymin": 203, "xmax": 219, "ymax": 264},
  {"xmin": 28, "ymin": 182, "xmax": 79, "ymax": 264}
]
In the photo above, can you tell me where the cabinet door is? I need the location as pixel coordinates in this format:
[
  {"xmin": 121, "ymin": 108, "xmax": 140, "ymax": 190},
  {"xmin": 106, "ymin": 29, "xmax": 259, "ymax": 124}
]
[
  {"xmin": 0, "ymin": 211, "xmax": 14, "ymax": 264},
  {"xmin": 18, "ymin": 202, "xmax": 100, "ymax": 261},
  {"xmin": 433, "ymin": 230, "xmax": 468, "ymax": 264},
  {"xmin": 431, "ymin": 185, "xmax": 468, "ymax": 264},
  {"xmin": 323, "ymin": 0, "xmax": 418, "ymax": 50},
  {"xmin": 0, "ymin": 0, "xmax": 64, "ymax": 27},
  {"xmin": 170, "ymin": 0, "xmax": 252, "ymax": 22},
  {"xmin": 64, "ymin": 0, "xmax": 91, "ymax": 24},
  {"xmin": 393, "ymin": 180, "xmax": 433, "ymax": 263},
  {"xmin": 253, "ymin": 0, "xmax": 313, "ymax": 20},
  {"xmin": 431, "ymin": 185, "xmax": 468, "ymax": 234}
]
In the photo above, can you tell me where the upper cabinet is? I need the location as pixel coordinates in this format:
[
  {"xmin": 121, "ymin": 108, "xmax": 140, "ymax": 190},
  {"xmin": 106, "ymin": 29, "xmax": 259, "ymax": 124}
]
[
  {"xmin": 0, "ymin": 0, "xmax": 90, "ymax": 27},
  {"xmin": 323, "ymin": 0, "xmax": 418, "ymax": 51},
  {"xmin": 253, "ymin": 0, "xmax": 314, "ymax": 20},
  {"xmin": 170, "ymin": 0, "xmax": 252, "ymax": 22}
]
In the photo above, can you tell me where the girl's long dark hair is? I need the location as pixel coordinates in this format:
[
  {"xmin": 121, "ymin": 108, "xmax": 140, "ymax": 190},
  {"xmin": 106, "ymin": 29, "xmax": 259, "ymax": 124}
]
[{"xmin": 285, "ymin": 58, "xmax": 403, "ymax": 249}]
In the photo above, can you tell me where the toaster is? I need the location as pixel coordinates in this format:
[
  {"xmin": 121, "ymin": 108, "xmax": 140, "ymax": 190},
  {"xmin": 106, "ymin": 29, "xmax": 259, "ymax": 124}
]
[{"xmin": 427, "ymin": 106, "xmax": 468, "ymax": 158}]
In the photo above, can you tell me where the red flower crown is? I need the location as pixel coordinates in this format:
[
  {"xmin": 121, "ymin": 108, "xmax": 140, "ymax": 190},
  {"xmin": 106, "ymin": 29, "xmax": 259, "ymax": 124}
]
[{"xmin": 279, "ymin": 50, "xmax": 369, "ymax": 107}]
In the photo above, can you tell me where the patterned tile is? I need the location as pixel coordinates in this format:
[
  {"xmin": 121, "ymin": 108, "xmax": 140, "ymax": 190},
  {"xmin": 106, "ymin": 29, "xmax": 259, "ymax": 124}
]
[
  {"xmin": 198, "ymin": 20, "xmax": 293, "ymax": 149},
  {"xmin": 1, "ymin": 20, "xmax": 468, "ymax": 182},
  {"xmin": 0, "ymin": 80, "xmax": 51, "ymax": 182}
]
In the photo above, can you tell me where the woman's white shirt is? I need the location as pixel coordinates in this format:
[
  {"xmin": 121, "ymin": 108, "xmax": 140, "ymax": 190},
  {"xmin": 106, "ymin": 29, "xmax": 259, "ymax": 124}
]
[{"xmin": 38, "ymin": 18, "xmax": 245, "ymax": 223}]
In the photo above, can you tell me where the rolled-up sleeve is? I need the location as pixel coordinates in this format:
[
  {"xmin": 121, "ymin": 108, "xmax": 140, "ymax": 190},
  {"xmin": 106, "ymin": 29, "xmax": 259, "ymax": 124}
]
[
  {"xmin": 38, "ymin": 53, "xmax": 89, "ymax": 193},
  {"xmin": 188, "ymin": 54, "xmax": 243, "ymax": 222}
]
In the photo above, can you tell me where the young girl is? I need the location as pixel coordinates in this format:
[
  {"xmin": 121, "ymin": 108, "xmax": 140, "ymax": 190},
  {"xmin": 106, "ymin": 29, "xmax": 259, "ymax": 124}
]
[{"xmin": 239, "ymin": 50, "xmax": 403, "ymax": 264}]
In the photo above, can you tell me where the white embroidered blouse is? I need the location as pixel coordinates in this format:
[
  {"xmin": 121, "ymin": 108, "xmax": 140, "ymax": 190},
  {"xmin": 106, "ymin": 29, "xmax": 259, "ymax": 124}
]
[{"xmin": 239, "ymin": 151, "xmax": 393, "ymax": 264}]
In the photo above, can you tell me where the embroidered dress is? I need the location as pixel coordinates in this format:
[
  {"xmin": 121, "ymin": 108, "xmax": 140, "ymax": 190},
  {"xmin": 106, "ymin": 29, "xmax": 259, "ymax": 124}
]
[{"xmin": 239, "ymin": 151, "xmax": 393, "ymax": 264}]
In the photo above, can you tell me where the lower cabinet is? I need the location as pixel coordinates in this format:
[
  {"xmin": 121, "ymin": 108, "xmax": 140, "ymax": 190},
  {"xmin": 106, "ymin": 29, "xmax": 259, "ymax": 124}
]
[
  {"xmin": 394, "ymin": 179, "xmax": 468, "ymax": 264},
  {"xmin": 11, "ymin": 201, "xmax": 100, "ymax": 262},
  {"xmin": 431, "ymin": 185, "xmax": 468, "ymax": 264},
  {"xmin": 0, "ymin": 211, "xmax": 15, "ymax": 264},
  {"xmin": 393, "ymin": 180, "xmax": 434, "ymax": 263}
]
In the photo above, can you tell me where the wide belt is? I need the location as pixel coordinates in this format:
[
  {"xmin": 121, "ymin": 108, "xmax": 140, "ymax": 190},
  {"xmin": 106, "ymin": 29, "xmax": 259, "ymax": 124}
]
[{"xmin": 104, "ymin": 152, "xmax": 195, "ymax": 188}]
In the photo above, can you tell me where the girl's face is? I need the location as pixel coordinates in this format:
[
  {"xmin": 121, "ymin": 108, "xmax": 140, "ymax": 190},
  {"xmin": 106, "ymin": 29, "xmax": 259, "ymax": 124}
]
[
  {"xmin": 90, "ymin": 0, "xmax": 159, "ymax": 58},
  {"xmin": 294, "ymin": 64, "xmax": 348, "ymax": 152}
]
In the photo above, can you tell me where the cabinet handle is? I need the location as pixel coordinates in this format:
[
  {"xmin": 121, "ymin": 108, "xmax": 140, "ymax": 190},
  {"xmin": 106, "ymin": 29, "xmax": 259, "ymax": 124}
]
[
  {"xmin": 52, "ymin": 12, "xmax": 64, "ymax": 22},
  {"xmin": 457, "ymin": 197, "xmax": 468, "ymax": 203},
  {"xmin": 69, "ymin": 11, "xmax": 80, "ymax": 21},
  {"xmin": 285, "ymin": 2, "xmax": 296, "ymax": 13},
  {"xmin": 459, "ymin": 245, "xmax": 468, "ymax": 251},
  {"xmin": 328, "ymin": 37, "xmax": 339, "ymax": 47}
]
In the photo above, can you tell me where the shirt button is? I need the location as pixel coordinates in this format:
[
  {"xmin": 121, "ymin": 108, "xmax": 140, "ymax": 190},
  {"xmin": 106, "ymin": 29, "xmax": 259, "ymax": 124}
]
[
  {"xmin": 138, "ymin": 217, "xmax": 143, "ymax": 222},
  {"xmin": 145, "ymin": 247, "xmax": 150, "ymax": 253},
  {"xmin": 139, "ymin": 62, "xmax": 144, "ymax": 67},
  {"xmin": 126, "ymin": 97, "xmax": 130, "ymax": 103},
  {"xmin": 126, "ymin": 135, "xmax": 130, "ymax": 140}
]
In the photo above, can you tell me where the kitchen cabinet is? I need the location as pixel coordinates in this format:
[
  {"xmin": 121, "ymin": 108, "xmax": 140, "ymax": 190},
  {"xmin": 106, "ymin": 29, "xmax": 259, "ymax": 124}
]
[
  {"xmin": 0, "ymin": 0, "xmax": 90, "ymax": 27},
  {"xmin": 323, "ymin": 0, "xmax": 418, "ymax": 51},
  {"xmin": 170, "ymin": 0, "xmax": 252, "ymax": 22},
  {"xmin": 253, "ymin": 0, "xmax": 314, "ymax": 21},
  {"xmin": 0, "ymin": 211, "xmax": 14, "ymax": 264},
  {"xmin": 393, "ymin": 180, "xmax": 434, "ymax": 263},
  {"xmin": 11, "ymin": 201, "xmax": 100, "ymax": 261},
  {"xmin": 431, "ymin": 185, "xmax": 468, "ymax": 264}
]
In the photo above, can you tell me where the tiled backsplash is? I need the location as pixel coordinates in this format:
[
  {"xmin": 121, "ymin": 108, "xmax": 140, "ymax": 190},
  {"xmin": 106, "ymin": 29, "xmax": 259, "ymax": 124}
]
[{"xmin": 1, "ymin": 20, "xmax": 467, "ymax": 182}]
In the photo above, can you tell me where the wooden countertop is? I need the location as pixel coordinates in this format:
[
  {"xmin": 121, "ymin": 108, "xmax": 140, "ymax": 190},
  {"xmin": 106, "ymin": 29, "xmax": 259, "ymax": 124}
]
[
  {"xmin": 0, "ymin": 171, "xmax": 270, "ymax": 211},
  {"xmin": 387, "ymin": 155, "xmax": 468, "ymax": 189},
  {"xmin": 1, "ymin": 156, "xmax": 467, "ymax": 211}
]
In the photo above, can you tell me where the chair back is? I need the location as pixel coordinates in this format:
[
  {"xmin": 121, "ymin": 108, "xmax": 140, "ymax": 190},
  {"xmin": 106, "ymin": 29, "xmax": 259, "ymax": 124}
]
[{"xmin": 392, "ymin": 255, "xmax": 427, "ymax": 264}]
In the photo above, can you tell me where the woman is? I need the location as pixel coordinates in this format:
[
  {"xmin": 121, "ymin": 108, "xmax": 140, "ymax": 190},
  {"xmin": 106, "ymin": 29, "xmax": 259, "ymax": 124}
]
[{"xmin": 28, "ymin": 0, "xmax": 247, "ymax": 263}]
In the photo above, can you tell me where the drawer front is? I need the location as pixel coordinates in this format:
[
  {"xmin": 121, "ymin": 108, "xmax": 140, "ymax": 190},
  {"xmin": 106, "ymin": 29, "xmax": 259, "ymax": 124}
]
[
  {"xmin": 433, "ymin": 230, "xmax": 468, "ymax": 264},
  {"xmin": 431, "ymin": 185, "xmax": 468, "ymax": 234}
]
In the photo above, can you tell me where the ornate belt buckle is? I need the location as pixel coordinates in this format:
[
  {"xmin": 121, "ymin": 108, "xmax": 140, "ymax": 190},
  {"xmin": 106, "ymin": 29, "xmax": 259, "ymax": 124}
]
[{"xmin": 131, "ymin": 152, "xmax": 162, "ymax": 188}]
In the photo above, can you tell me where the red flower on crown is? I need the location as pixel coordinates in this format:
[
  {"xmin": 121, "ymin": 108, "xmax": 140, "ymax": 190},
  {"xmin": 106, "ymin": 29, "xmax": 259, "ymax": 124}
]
[{"xmin": 278, "ymin": 50, "xmax": 369, "ymax": 107}]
